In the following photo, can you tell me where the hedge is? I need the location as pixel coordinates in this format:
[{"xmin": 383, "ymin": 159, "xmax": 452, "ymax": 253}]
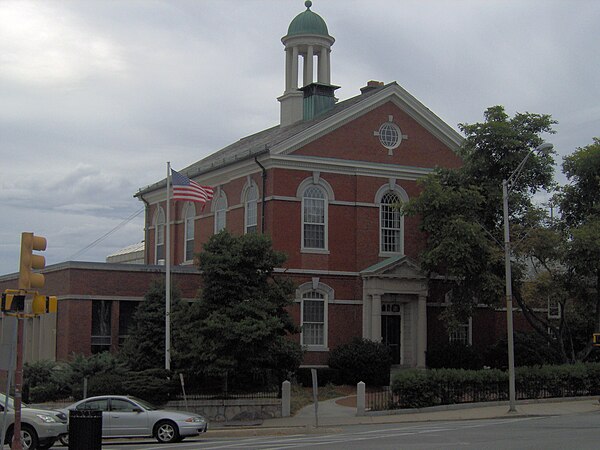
[{"xmin": 391, "ymin": 363, "xmax": 600, "ymax": 408}]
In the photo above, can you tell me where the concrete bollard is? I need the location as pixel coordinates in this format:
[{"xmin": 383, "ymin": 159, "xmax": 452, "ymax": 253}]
[
  {"xmin": 356, "ymin": 381, "xmax": 365, "ymax": 416},
  {"xmin": 282, "ymin": 380, "xmax": 291, "ymax": 417}
]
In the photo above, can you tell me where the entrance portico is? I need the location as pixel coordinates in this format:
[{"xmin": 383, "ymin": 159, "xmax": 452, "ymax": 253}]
[{"xmin": 361, "ymin": 256, "xmax": 428, "ymax": 368}]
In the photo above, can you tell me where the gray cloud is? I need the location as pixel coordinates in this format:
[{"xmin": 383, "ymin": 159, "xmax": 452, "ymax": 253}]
[{"xmin": 1, "ymin": 0, "xmax": 598, "ymax": 274}]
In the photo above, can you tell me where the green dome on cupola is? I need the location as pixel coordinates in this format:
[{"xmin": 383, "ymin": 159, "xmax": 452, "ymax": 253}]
[{"xmin": 287, "ymin": 1, "xmax": 330, "ymax": 37}]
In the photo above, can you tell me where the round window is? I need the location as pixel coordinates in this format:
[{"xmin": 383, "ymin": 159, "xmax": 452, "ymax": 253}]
[{"xmin": 378, "ymin": 122, "xmax": 402, "ymax": 150}]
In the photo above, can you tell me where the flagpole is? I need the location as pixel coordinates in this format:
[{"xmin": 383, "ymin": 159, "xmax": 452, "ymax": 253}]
[{"xmin": 165, "ymin": 162, "xmax": 172, "ymax": 371}]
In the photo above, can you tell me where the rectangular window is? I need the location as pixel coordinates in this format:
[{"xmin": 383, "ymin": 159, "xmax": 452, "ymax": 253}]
[
  {"xmin": 118, "ymin": 301, "xmax": 139, "ymax": 346},
  {"xmin": 449, "ymin": 320, "xmax": 471, "ymax": 345},
  {"xmin": 92, "ymin": 300, "xmax": 112, "ymax": 353},
  {"xmin": 381, "ymin": 204, "xmax": 401, "ymax": 252},
  {"xmin": 303, "ymin": 198, "xmax": 325, "ymax": 248},
  {"xmin": 246, "ymin": 201, "xmax": 257, "ymax": 234},
  {"xmin": 156, "ymin": 224, "xmax": 165, "ymax": 263},
  {"xmin": 185, "ymin": 217, "xmax": 194, "ymax": 261},
  {"xmin": 302, "ymin": 294, "xmax": 325, "ymax": 346}
]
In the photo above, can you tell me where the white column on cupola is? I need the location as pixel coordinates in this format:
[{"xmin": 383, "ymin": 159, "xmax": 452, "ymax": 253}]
[
  {"xmin": 291, "ymin": 46, "xmax": 299, "ymax": 90},
  {"xmin": 318, "ymin": 47, "xmax": 330, "ymax": 84},
  {"xmin": 304, "ymin": 45, "xmax": 314, "ymax": 86}
]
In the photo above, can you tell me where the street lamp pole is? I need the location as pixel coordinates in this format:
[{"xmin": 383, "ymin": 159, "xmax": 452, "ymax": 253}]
[{"xmin": 502, "ymin": 142, "xmax": 553, "ymax": 413}]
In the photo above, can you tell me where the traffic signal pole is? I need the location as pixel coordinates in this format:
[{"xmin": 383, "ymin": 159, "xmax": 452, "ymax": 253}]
[
  {"xmin": 9, "ymin": 232, "xmax": 48, "ymax": 450},
  {"xmin": 12, "ymin": 316, "xmax": 24, "ymax": 450}
]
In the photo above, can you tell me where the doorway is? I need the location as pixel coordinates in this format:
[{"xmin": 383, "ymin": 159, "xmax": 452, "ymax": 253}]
[{"xmin": 381, "ymin": 315, "xmax": 401, "ymax": 364}]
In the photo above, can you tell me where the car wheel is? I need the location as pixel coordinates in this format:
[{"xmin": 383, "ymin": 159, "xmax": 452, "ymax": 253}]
[
  {"xmin": 155, "ymin": 420, "xmax": 180, "ymax": 444},
  {"xmin": 8, "ymin": 424, "xmax": 39, "ymax": 450},
  {"xmin": 59, "ymin": 434, "xmax": 69, "ymax": 446}
]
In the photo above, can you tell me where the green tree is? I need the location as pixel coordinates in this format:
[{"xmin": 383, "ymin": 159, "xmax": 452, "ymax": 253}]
[
  {"xmin": 405, "ymin": 106, "xmax": 556, "ymax": 320},
  {"xmin": 555, "ymin": 138, "xmax": 600, "ymax": 359},
  {"xmin": 119, "ymin": 278, "xmax": 184, "ymax": 370},
  {"xmin": 173, "ymin": 231, "xmax": 302, "ymax": 385}
]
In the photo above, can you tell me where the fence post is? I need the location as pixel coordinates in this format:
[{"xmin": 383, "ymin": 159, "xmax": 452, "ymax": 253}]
[
  {"xmin": 281, "ymin": 380, "xmax": 291, "ymax": 417},
  {"xmin": 356, "ymin": 381, "xmax": 365, "ymax": 416}
]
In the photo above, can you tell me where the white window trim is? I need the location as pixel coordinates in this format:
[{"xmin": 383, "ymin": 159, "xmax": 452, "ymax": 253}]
[
  {"xmin": 154, "ymin": 207, "xmax": 165, "ymax": 265},
  {"xmin": 183, "ymin": 202, "xmax": 196, "ymax": 262},
  {"xmin": 297, "ymin": 175, "xmax": 334, "ymax": 253},
  {"xmin": 213, "ymin": 192, "xmax": 228, "ymax": 234},
  {"xmin": 449, "ymin": 317, "xmax": 473, "ymax": 345},
  {"xmin": 375, "ymin": 183, "xmax": 408, "ymax": 257},
  {"xmin": 296, "ymin": 281, "xmax": 333, "ymax": 351},
  {"xmin": 242, "ymin": 180, "xmax": 259, "ymax": 234}
]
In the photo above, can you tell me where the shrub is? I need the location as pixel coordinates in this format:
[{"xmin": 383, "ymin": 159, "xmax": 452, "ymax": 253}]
[
  {"xmin": 483, "ymin": 332, "xmax": 562, "ymax": 369},
  {"xmin": 328, "ymin": 338, "xmax": 392, "ymax": 386},
  {"xmin": 426, "ymin": 342, "xmax": 483, "ymax": 369},
  {"xmin": 391, "ymin": 363, "xmax": 600, "ymax": 408},
  {"xmin": 294, "ymin": 368, "xmax": 340, "ymax": 387}
]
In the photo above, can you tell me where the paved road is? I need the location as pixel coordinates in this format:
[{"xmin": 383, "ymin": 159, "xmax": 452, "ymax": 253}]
[{"xmin": 37, "ymin": 410, "xmax": 600, "ymax": 449}]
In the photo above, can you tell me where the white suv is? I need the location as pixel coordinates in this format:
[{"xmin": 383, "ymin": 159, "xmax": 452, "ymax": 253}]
[{"xmin": 1, "ymin": 394, "xmax": 68, "ymax": 450}]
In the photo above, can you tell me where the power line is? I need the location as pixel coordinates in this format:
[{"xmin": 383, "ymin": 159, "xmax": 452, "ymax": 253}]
[{"xmin": 68, "ymin": 207, "xmax": 145, "ymax": 260}]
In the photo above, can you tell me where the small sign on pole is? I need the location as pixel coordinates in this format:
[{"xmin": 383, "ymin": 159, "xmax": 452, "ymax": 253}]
[{"xmin": 311, "ymin": 368, "xmax": 318, "ymax": 428}]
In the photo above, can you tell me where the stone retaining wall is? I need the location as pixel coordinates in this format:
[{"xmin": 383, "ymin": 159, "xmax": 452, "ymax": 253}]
[
  {"xmin": 166, "ymin": 398, "xmax": 282, "ymax": 422},
  {"xmin": 36, "ymin": 398, "xmax": 283, "ymax": 423}
]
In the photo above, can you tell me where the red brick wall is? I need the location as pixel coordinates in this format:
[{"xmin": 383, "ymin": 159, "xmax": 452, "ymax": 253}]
[{"xmin": 293, "ymin": 103, "xmax": 462, "ymax": 169}]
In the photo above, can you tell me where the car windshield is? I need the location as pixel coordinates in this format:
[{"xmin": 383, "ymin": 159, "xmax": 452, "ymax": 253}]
[
  {"xmin": 129, "ymin": 397, "xmax": 158, "ymax": 411},
  {"xmin": 0, "ymin": 393, "xmax": 28, "ymax": 409}
]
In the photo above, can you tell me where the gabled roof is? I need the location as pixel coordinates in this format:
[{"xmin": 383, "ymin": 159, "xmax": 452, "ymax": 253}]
[
  {"xmin": 136, "ymin": 82, "xmax": 463, "ymax": 197},
  {"xmin": 361, "ymin": 255, "xmax": 426, "ymax": 280}
]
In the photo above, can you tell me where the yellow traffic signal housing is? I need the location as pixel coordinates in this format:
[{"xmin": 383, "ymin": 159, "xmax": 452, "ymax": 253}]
[
  {"xmin": 1, "ymin": 292, "xmax": 25, "ymax": 312},
  {"xmin": 32, "ymin": 294, "xmax": 57, "ymax": 315},
  {"xmin": 18, "ymin": 232, "xmax": 47, "ymax": 290},
  {"xmin": 593, "ymin": 333, "xmax": 600, "ymax": 347}
]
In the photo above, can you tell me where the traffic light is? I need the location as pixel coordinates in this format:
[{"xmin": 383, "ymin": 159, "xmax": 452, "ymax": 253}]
[
  {"xmin": 1, "ymin": 292, "xmax": 25, "ymax": 312},
  {"xmin": 18, "ymin": 232, "xmax": 47, "ymax": 290},
  {"xmin": 593, "ymin": 333, "xmax": 600, "ymax": 347},
  {"xmin": 32, "ymin": 294, "xmax": 57, "ymax": 314}
]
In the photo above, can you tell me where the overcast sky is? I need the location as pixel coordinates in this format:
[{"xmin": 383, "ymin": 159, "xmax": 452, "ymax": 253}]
[{"xmin": 1, "ymin": 0, "xmax": 598, "ymax": 276}]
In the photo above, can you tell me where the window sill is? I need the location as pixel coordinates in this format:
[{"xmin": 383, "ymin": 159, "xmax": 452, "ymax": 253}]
[
  {"xmin": 301, "ymin": 249, "xmax": 330, "ymax": 255},
  {"xmin": 303, "ymin": 345, "xmax": 329, "ymax": 352}
]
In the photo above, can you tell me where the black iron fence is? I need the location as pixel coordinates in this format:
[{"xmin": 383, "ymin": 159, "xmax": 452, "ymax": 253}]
[{"xmin": 367, "ymin": 380, "xmax": 599, "ymax": 412}]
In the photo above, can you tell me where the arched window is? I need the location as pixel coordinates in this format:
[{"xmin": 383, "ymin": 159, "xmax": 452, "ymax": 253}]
[
  {"xmin": 214, "ymin": 194, "xmax": 227, "ymax": 233},
  {"xmin": 154, "ymin": 207, "xmax": 165, "ymax": 264},
  {"xmin": 302, "ymin": 186, "xmax": 326, "ymax": 250},
  {"xmin": 380, "ymin": 191, "xmax": 403, "ymax": 254},
  {"xmin": 184, "ymin": 203, "xmax": 195, "ymax": 262},
  {"xmin": 296, "ymin": 281, "xmax": 333, "ymax": 350},
  {"xmin": 245, "ymin": 184, "xmax": 258, "ymax": 234}
]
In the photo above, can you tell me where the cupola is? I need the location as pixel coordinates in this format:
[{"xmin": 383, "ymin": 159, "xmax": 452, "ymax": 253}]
[{"xmin": 278, "ymin": 1, "xmax": 338, "ymax": 126}]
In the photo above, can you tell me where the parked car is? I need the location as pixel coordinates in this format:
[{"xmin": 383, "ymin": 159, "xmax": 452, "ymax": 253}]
[
  {"xmin": 60, "ymin": 395, "xmax": 208, "ymax": 444},
  {"xmin": 0, "ymin": 393, "xmax": 68, "ymax": 450}
]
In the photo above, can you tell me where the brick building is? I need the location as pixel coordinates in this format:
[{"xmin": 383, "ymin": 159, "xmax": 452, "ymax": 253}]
[
  {"xmin": 135, "ymin": 2, "xmax": 474, "ymax": 369},
  {"xmin": 1, "ymin": 2, "xmax": 534, "ymax": 367}
]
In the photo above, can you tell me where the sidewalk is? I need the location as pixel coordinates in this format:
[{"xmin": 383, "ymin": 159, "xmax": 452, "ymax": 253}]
[{"xmin": 208, "ymin": 395, "xmax": 600, "ymax": 437}]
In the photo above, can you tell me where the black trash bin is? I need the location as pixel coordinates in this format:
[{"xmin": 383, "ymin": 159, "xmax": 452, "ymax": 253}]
[{"xmin": 68, "ymin": 409, "xmax": 102, "ymax": 450}]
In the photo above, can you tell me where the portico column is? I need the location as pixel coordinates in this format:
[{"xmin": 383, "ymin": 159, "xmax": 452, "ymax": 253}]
[
  {"xmin": 417, "ymin": 294, "xmax": 427, "ymax": 368},
  {"xmin": 362, "ymin": 291, "xmax": 371, "ymax": 338},
  {"xmin": 372, "ymin": 294, "xmax": 382, "ymax": 342}
]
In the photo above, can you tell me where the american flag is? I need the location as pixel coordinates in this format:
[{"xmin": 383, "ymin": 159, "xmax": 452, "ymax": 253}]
[{"xmin": 171, "ymin": 169, "xmax": 214, "ymax": 204}]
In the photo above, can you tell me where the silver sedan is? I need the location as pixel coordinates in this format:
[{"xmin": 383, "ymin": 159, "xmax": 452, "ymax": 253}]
[{"xmin": 61, "ymin": 395, "xmax": 208, "ymax": 444}]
